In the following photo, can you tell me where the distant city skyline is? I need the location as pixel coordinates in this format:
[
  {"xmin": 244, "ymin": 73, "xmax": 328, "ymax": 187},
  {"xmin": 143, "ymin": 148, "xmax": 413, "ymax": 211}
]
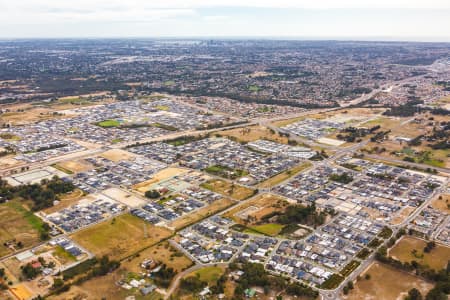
[{"xmin": 1, "ymin": 0, "xmax": 450, "ymax": 41}]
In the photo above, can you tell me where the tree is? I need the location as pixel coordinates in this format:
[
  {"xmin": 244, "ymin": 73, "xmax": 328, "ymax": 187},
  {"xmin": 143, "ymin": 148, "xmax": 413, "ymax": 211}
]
[
  {"xmin": 406, "ymin": 288, "xmax": 423, "ymax": 300},
  {"xmin": 145, "ymin": 189, "xmax": 161, "ymax": 199}
]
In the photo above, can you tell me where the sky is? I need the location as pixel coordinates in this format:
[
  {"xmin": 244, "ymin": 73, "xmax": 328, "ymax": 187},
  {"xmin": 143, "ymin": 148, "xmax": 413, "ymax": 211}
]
[{"xmin": 1, "ymin": 0, "xmax": 450, "ymax": 41}]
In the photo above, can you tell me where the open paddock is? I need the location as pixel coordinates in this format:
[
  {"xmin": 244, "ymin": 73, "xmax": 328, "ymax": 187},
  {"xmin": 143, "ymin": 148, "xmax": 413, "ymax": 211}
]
[
  {"xmin": 201, "ymin": 179, "xmax": 255, "ymax": 201},
  {"xmin": 216, "ymin": 125, "xmax": 289, "ymax": 144},
  {"xmin": 222, "ymin": 193, "xmax": 289, "ymax": 224},
  {"xmin": 42, "ymin": 188, "xmax": 85, "ymax": 214},
  {"xmin": 71, "ymin": 213, "xmax": 173, "ymax": 260},
  {"xmin": 344, "ymin": 262, "xmax": 433, "ymax": 300},
  {"xmin": 0, "ymin": 201, "xmax": 44, "ymax": 258},
  {"xmin": 389, "ymin": 236, "xmax": 450, "ymax": 270}
]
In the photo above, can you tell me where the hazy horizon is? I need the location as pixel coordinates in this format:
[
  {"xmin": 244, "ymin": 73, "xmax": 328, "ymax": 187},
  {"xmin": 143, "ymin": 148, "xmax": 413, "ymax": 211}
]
[{"xmin": 1, "ymin": 1, "xmax": 450, "ymax": 41}]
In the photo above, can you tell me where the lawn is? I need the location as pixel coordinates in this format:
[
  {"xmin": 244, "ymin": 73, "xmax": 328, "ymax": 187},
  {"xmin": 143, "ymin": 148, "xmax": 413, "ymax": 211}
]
[
  {"xmin": 156, "ymin": 105, "xmax": 169, "ymax": 111},
  {"xmin": 188, "ymin": 266, "xmax": 226, "ymax": 285},
  {"xmin": 249, "ymin": 223, "xmax": 285, "ymax": 237},
  {"xmin": 389, "ymin": 236, "xmax": 450, "ymax": 270},
  {"xmin": 96, "ymin": 119, "xmax": 120, "ymax": 128},
  {"xmin": 0, "ymin": 201, "xmax": 45, "ymax": 257},
  {"xmin": 71, "ymin": 213, "xmax": 173, "ymax": 260},
  {"xmin": 248, "ymin": 85, "xmax": 261, "ymax": 92},
  {"xmin": 344, "ymin": 263, "xmax": 433, "ymax": 300},
  {"xmin": 53, "ymin": 245, "xmax": 77, "ymax": 264},
  {"xmin": 258, "ymin": 162, "xmax": 312, "ymax": 188},
  {"xmin": 201, "ymin": 179, "xmax": 255, "ymax": 201},
  {"xmin": 204, "ymin": 165, "xmax": 248, "ymax": 180}
]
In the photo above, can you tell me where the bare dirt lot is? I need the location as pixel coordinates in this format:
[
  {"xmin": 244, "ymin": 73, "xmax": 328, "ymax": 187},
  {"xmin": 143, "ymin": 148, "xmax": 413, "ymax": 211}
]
[
  {"xmin": 223, "ymin": 193, "xmax": 289, "ymax": 224},
  {"xmin": 344, "ymin": 262, "xmax": 433, "ymax": 300},
  {"xmin": 201, "ymin": 179, "xmax": 255, "ymax": 201},
  {"xmin": 216, "ymin": 125, "xmax": 289, "ymax": 144},
  {"xmin": 102, "ymin": 187, "xmax": 147, "ymax": 208},
  {"xmin": 431, "ymin": 194, "xmax": 450, "ymax": 214},
  {"xmin": 53, "ymin": 159, "xmax": 95, "ymax": 174},
  {"xmin": 133, "ymin": 167, "xmax": 189, "ymax": 193},
  {"xmin": 100, "ymin": 149, "xmax": 136, "ymax": 162}
]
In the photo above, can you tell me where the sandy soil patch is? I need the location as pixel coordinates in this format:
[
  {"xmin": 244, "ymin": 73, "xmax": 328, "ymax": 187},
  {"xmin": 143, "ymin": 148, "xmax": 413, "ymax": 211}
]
[
  {"xmin": 54, "ymin": 159, "xmax": 94, "ymax": 174},
  {"xmin": 431, "ymin": 194, "xmax": 450, "ymax": 214},
  {"xmin": 216, "ymin": 125, "xmax": 289, "ymax": 144},
  {"xmin": 344, "ymin": 262, "xmax": 433, "ymax": 300},
  {"xmin": 102, "ymin": 187, "xmax": 147, "ymax": 208},
  {"xmin": 390, "ymin": 206, "xmax": 416, "ymax": 225},
  {"xmin": 133, "ymin": 167, "xmax": 189, "ymax": 193},
  {"xmin": 100, "ymin": 149, "xmax": 136, "ymax": 162},
  {"xmin": 316, "ymin": 137, "xmax": 346, "ymax": 146}
]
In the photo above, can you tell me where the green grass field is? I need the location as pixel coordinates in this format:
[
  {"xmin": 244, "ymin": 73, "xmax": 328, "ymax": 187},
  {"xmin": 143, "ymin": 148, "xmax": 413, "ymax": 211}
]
[
  {"xmin": 248, "ymin": 85, "xmax": 261, "ymax": 92},
  {"xmin": 96, "ymin": 119, "xmax": 120, "ymax": 128},
  {"xmin": 0, "ymin": 201, "xmax": 44, "ymax": 257},
  {"xmin": 249, "ymin": 223, "xmax": 284, "ymax": 237},
  {"xmin": 53, "ymin": 245, "xmax": 77, "ymax": 263},
  {"xmin": 189, "ymin": 266, "xmax": 225, "ymax": 285}
]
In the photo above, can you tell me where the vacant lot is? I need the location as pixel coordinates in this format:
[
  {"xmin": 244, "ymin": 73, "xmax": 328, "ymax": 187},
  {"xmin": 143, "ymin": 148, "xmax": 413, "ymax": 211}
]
[
  {"xmin": 0, "ymin": 201, "xmax": 43, "ymax": 257},
  {"xmin": 49, "ymin": 242, "xmax": 188, "ymax": 300},
  {"xmin": 389, "ymin": 236, "xmax": 450, "ymax": 270},
  {"xmin": 216, "ymin": 125, "xmax": 289, "ymax": 144},
  {"xmin": 168, "ymin": 198, "xmax": 235, "ymax": 230},
  {"xmin": 126, "ymin": 241, "xmax": 193, "ymax": 273},
  {"xmin": 71, "ymin": 213, "xmax": 172, "ymax": 260},
  {"xmin": 258, "ymin": 162, "xmax": 311, "ymax": 188},
  {"xmin": 201, "ymin": 179, "xmax": 255, "ymax": 201},
  {"xmin": 223, "ymin": 193, "xmax": 289, "ymax": 224},
  {"xmin": 187, "ymin": 266, "xmax": 226, "ymax": 286},
  {"xmin": 133, "ymin": 167, "xmax": 188, "ymax": 193},
  {"xmin": 431, "ymin": 194, "xmax": 450, "ymax": 214},
  {"xmin": 102, "ymin": 187, "xmax": 146, "ymax": 208},
  {"xmin": 53, "ymin": 159, "xmax": 94, "ymax": 174},
  {"xmin": 249, "ymin": 223, "xmax": 284, "ymax": 236},
  {"xmin": 96, "ymin": 119, "xmax": 120, "ymax": 128},
  {"xmin": 43, "ymin": 188, "xmax": 85, "ymax": 214},
  {"xmin": 344, "ymin": 262, "xmax": 433, "ymax": 300},
  {"xmin": 100, "ymin": 149, "xmax": 136, "ymax": 162},
  {"xmin": 47, "ymin": 271, "xmax": 158, "ymax": 300}
]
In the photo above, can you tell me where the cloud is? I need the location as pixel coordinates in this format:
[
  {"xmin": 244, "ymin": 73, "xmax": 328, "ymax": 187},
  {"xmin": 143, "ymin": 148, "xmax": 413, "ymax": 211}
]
[{"xmin": 1, "ymin": 0, "xmax": 449, "ymax": 38}]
